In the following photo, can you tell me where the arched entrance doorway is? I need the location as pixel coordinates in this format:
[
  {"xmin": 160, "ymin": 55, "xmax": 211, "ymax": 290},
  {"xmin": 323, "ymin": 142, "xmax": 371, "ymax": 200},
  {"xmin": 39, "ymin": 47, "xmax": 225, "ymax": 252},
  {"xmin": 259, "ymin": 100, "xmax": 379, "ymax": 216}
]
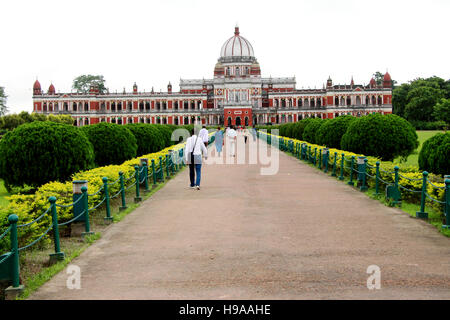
[
  {"xmin": 236, "ymin": 117, "xmax": 241, "ymax": 126},
  {"xmin": 227, "ymin": 117, "xmax": 232, "ymax": 126},
  {"xmin": 245, "ymin": 117, "xmax": 249, "ymax": 126}
]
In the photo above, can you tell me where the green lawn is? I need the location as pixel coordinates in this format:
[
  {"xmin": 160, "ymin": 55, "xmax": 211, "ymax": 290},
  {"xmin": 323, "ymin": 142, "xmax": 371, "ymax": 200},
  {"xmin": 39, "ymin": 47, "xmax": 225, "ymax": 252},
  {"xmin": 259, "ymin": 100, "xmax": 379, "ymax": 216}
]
[
  {"xmin": 0, "ymin": 179, "xmax": 9, "ymax": 208},
  {"xmin": 395, "ymin": 130, "xmax": 445, "ymax": 166}
]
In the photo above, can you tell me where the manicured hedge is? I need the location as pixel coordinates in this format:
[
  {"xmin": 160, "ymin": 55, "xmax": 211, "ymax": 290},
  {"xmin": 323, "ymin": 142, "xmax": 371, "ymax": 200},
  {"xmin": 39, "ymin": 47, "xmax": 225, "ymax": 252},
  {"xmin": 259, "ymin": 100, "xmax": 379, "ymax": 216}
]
[
  {"xmin": 315, "ymin": 115, "xmax": 356, "ymax": 148},
  {"xmin": 341, "ymin": 114, "xmax": 419, "ymax": 161},
  {"xmin": 0, "ymin": 121, "xmax": 94, "ymax": 191},
  {"xmin": 81, "ymin": 122, "xmax": 137, "ymax": 166},
  {"xmin": 302, "ymin": 118, "xmax": 324, "ymax": 144},
  {"xmin": 126, "ymin": 123, "xmax": 165, "ymax": 156},
  {"xmin": 418, "ymin": 132, "xmax": 450, "ymax": 176}
]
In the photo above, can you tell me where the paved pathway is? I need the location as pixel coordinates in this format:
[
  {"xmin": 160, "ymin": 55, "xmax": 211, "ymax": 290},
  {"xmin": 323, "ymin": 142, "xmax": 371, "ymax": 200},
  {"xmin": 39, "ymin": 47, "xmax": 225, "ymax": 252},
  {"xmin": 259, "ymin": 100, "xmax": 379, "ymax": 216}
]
[{"xmin": 30, "ymin": 139, "xmax": 450, "ymax": 299}]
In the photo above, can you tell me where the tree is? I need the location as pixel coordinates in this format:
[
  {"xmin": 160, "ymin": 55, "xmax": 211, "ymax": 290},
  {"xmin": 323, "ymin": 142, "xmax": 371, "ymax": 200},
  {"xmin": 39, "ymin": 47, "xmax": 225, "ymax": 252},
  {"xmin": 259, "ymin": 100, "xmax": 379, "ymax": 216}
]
[
  {"xmin": 0, "ymin": 87, "xmax": 8, "ymax": 116},
  {"xmin": 373, "ymin": 71, "xmax": 384, "ymax": 86},
  {"xmin": 433, "ymin": 98, "xmax": 450, "ymax": 129},
  {"xmin": 72, "ymin": 75, "xmax": 106, "ymax": 94},
  {"xmin": 404, "ymin": 86, "xmax": 443, "ymax": 122},
  {"xmin": 392, "ymin": 83, "xmax": 410, "ymax": 117}
]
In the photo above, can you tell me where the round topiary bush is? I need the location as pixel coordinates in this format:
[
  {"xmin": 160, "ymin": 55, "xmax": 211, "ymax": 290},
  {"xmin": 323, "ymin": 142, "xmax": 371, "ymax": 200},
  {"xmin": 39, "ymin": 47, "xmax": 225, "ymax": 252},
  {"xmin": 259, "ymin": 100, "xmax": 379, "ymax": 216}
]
[
  {"xmin": 418, "ymin": 132, "xmax": 450, "ymax": 175},
  {"xmin": 302, "ymin": 118, "xmax": 323, "ymax": 144},
  {"xmin": 153, "ymin": 125, "xmax": 174, "ymax": 147},
  {"xmin": 126, "ymin": 123, "xmax": 165, "ymax": 156},
  {"xmin": 315, "ymin": 115, "xmax": 356, "ymax": 148},
  {"xmin": 291, "ymin": 118, "xmax": 314, "ymax": 140},
  {"xmin": 0, "ymin": 121, "xmax": 95, "ymax": 190},
  {"xmin": 81, "ymin": 122, "xmax": 137, "ymax": 166},
  {"xmin": 341, "ymin": 114, "xmax": 419, "ymax": 161}
]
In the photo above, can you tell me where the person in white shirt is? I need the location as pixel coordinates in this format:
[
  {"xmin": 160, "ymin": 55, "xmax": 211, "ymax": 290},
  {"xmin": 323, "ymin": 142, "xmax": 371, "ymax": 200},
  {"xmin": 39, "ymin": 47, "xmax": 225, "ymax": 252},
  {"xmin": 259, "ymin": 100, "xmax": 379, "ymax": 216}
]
[
  {"xmin": 184, "ymin": 128, "xmax": 208, "ymax": 190},
  {"xmin": 226, "ymin": 125, "xmax": 237, "ymax": 157},
  {"xmin": 198, "ymin": 126, "xmax": 209, "ymax": 147}
]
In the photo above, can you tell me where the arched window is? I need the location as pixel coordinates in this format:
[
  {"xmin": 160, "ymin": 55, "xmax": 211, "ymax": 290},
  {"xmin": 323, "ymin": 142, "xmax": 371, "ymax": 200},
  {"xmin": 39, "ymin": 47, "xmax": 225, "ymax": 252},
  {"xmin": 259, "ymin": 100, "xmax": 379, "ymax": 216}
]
[
  {"xmin": 245, "ymin": 67, "xmax": 249, "ymax": 75},
  {"xmin": 84, "ymin": 118, "xmax": 89, "ymax": 126},
  {"xmin": 304, "ymin": 99, "xmax": 309, "ymax": 107},
  {"xmin": 236, "ymin": 67, "xmax": 240, "ymax": 76},
  {"xmin": 226, "ymin": 67, "xmax": 230, "ymax": 76},
  {"xmin": 317, "ymin": 99, "xmax": 322, "ymax": 107},
  {"xmin": 377, "ymin": 96, "xmax": 382, "ymax": 105},
  {"xmin": 145, "ymin": 102, "xmax": 150, "ymax": 111},
  {"xmin": 346, "ymin": 97, "xmax": 351, "ymax": 106},
  {"xmin": 281, "ymin": 99, "xmax": 286, "ymax": 108},
  {"xmin": 335, "ymin": 97, "xmax": 339, "ymax": 106},
  {"xmin": 100, "ymin": 102, "xmax": 105, "ymax": 111},
  {"xmin": 84, "ymin": 102, "xmax": 89, "ymax": 111},
  {"xmin": 117, "ymin": 102, "xmax": 122, "ymax": 111},
  {"xmin": 298, "ymin": 99, "xmax": 303, "ymax": 107},
  {"xmin": 43, "ymin": 103, "xmax": 47, "ymax": 112},
  {"xmin": 311, "ymin": 100, "xmax": 315, "ymax": 108},
  {"xmin": 49, "ymin": 103, "xmax": 53, "ymax": 112},
  {"xmin": 64, "ymin": 102, "xmax": 69, "ymax": 111},
  {"xmin": 111, "ymin": 102, "xmax": 116, "ymax": 111},
  {"xmin": 73, "ymin": 102, "xmax": 77, "ymax": 111},
  {"xmin": 356, "ymin": 96, "xmax": 361, "ymax": 105},
  {"xmin": 372, "ymin": 96, "xmax": 376, "ymax": 105},
  {"xmin": 139, "ymin": 102, "xmax": 144, "ymax": 111},
  {"xmin": 111, "ymin": 118, "xmax": 116, "ymax": 124}
]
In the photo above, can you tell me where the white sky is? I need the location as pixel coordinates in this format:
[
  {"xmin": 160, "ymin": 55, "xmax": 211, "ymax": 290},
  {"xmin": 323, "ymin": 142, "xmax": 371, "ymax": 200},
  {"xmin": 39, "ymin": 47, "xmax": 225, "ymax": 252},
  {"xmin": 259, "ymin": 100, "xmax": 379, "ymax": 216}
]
[{"xmin": 1, "ymin": 0, "xmax": 449, "ymax": 114}]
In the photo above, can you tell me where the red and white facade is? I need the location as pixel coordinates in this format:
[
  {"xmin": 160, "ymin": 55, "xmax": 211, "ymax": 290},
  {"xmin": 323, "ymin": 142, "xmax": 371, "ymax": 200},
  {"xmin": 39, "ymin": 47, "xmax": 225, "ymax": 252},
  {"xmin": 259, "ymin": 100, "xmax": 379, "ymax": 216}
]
[{"xmin": 32, "ymin": 27, "xmax": 393, "ymax": 127}]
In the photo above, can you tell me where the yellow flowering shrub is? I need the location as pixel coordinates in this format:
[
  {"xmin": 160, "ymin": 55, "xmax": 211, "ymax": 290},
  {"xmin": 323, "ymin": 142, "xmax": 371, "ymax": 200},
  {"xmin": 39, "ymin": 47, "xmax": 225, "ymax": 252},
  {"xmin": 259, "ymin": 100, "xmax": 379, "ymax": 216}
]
[{"xmin": 0, "ymin": 141, "xmax": 187, "ymax": 253}]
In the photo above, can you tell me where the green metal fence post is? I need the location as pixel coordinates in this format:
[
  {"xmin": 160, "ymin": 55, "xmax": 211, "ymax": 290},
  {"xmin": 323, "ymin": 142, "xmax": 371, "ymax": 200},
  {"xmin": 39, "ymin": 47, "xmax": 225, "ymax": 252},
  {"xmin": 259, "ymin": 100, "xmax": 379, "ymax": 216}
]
[
  {"xmin": 314, "ymin": 148, "xmax": 317, "ymax": 166},
  {"xmin": 103, "ymin": 177, "xmax": 112, "ymax": 222},
  {"xmin": 348, "ymin": 156, "xmax": 355, "ymax": 186},
  {"xmin": 165, "ymin": 154, "xmax": 170, "ymax": 178},
  {"xmin": 4, "ymin": 214, "xmax": 24, "ymax": 298},
  {"xmin": 318, "ymin": 149, "xmax": 322, "ymax": 169},
  {"xmin": 143, "ymin": 161, "xmax": 150, "ymax": 192},
  {"xmin": 119, "ymin": 171, "xmax": 127, "ymax": 211},
  {"xmin": 375, "ymin": 161, "xmax": 381, "ymax": 195},
  {"xmin": 332, "ymin": 152, "xmax": 337, "ymax": 177},
  {"xmin": 393, "ymin": 166, "xmax": 401, "ymax": 205},
  {"xmin": 416, "ymin": 171, "xmax": 428, "ymax": 219},
  {"xmin": 323, "ymin": 149, "xmax": 329, "ymax": 173},
  {"xmin": 81, "ymin": 186, "xmax": 94, "ymax": 236},
  {"xmin": 360, "ymin": 158, "xmax": 368, "ymax": 191},
  {"xmin": 443, "ymin": 179, "xmax": 450, "ymax": 229},
  {"xmin": 134, "ymin": 165, "xmax": 142, "ymax": 203},
  {"xmin": 159, "ymin": 156, "xmax": 165, "ymax": 182},
  {"xmin": 151, "ymin": 159, "xmax": 157, "ymax": 188},
  {"xmin": 339, "ymin": 153, "xmax": 345, "ymax": 181},
  {"xmin": 49, "ymin": 196, "xmax": 65, "ymax": 261}
]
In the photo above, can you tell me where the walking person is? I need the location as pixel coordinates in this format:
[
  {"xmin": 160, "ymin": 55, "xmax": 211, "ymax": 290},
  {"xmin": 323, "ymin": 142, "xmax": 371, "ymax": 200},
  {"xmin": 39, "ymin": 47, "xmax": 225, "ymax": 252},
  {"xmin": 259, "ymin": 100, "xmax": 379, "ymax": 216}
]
[
  {"xmin": 251, "ymin": 124, "xmax": 257, "ymax": 142},
  {"xmin": 226, "ymin": 125, "xmax": 237, "ymax": 157},
  {"xmin": 198, "ymin": 125, "xmax": 209, "ymax": 147},
  {"xmin": 243, "ymin": 126, "xmax": 250, "ymax": 144},
  {"xmin": 184, "ymin": 128, "xmax": 208, "ymax": 190},
  {"xmin": 214, "ymin": 127, "xmax": 224, "ymax": 156}
]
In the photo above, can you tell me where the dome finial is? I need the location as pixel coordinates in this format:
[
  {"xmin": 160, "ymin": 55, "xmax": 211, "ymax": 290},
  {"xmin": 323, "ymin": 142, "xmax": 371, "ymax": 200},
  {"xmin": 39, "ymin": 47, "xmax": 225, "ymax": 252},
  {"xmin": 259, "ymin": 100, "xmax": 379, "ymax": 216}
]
[{"xmin": 235, "ymin": 24, "xmax": 240, "ymax": 36}]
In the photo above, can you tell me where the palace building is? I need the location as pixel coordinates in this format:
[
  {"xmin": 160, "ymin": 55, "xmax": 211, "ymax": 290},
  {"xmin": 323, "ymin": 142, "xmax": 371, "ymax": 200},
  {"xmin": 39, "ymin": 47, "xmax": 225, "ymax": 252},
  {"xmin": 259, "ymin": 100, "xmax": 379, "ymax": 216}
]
[{"xmin": 32, "ymin": 26, "xmax": 393, "ymax": 127}]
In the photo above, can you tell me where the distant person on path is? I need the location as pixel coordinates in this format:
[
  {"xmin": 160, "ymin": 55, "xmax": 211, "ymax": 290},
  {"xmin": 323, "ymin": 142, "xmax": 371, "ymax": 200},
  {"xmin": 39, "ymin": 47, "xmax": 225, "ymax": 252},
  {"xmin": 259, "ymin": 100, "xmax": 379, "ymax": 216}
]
[
  {"xmin": 251, "ymin": 125, "xmax": 257, "ymax": 142},
  {"xmin": 227, "ymin": 125, "xmax": 237, "ymax": 157},
  {"xmin": 243, "ymin": 126, "xmax": 250, "ymax": 144},
  {"xmin": 214, "ymin": 127, "xmax": 224, "ymax": 156},
  {"xmin": 199, "ymin": 125, "xmax": 209, "ymax": 147},
  {"xmin": 184, "ymin": 127, "xmax": 208, "ymax": 190}
]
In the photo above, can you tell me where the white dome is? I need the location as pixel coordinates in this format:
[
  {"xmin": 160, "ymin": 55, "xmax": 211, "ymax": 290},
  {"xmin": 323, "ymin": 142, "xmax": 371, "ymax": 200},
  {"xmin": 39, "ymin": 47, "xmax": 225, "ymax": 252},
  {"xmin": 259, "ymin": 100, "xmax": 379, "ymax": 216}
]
[{"xmin": 220, "ymin": 27, "xmax": 254, "ymax": 58}]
